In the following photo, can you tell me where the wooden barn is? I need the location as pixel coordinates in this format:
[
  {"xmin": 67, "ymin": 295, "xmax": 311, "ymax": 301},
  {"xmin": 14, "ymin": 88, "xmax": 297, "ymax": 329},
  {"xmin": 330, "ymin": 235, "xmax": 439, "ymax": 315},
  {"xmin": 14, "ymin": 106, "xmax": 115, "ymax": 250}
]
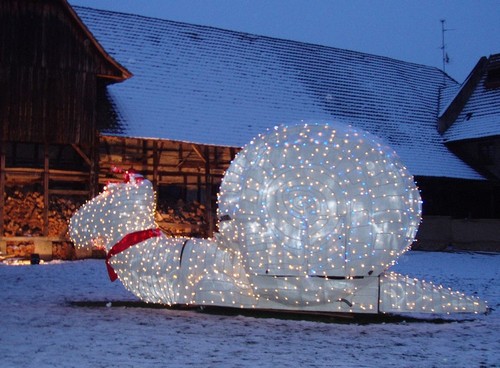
[
  {"xmin": 1, "ymin": 0, "xmax": 128, "ymax": 259},
  {"xmin": 1, "ymin": 0, "xmax": 499, "ymax": 260}
]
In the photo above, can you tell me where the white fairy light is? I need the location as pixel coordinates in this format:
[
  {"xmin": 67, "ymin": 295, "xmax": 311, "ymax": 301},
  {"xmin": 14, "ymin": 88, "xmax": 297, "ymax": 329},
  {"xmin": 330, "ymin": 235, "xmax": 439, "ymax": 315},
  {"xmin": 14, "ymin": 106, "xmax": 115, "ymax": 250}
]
[{"xmin": 69, "ymin": 122, "xmax": 487, "ymax": 315}]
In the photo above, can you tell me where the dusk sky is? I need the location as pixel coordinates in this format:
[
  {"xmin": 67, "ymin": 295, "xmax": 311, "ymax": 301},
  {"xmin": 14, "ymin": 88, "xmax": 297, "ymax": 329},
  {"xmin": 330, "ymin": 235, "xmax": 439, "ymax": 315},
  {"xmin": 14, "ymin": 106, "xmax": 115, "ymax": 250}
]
[{"xmin": 68, "ymin": 0, "xmax": 499, "ymax": 83}]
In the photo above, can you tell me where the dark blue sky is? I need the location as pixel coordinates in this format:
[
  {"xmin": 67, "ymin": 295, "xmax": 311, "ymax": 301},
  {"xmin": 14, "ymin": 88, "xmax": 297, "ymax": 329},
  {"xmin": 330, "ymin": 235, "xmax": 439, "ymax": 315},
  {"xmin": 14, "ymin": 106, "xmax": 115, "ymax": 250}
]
[{"xmin": 69, "ymin": 0, "xmax": 499, "ymax": 82}]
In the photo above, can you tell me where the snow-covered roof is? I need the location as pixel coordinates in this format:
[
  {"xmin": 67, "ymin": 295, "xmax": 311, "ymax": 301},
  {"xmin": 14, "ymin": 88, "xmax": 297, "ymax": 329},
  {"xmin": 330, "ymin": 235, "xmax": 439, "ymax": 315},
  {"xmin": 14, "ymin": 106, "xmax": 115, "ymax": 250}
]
[
  {"xmin": 438, "ymin": 81, "xmax": 463, "ymax": 117},
  {"xmin": 443, "ymin": 54, "xmax": 500, "ymax": 142},
  {"xmin": 73, "ymin": 6, "xmax": 483, "ymax": 180}
]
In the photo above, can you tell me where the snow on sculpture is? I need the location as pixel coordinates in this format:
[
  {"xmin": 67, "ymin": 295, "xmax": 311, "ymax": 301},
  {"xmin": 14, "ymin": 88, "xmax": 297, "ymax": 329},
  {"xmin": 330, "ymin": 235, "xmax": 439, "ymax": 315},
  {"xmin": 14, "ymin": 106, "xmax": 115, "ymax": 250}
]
[{"xmin": 69, "ymin": 122, "xmax": 488, "ymax": 315}]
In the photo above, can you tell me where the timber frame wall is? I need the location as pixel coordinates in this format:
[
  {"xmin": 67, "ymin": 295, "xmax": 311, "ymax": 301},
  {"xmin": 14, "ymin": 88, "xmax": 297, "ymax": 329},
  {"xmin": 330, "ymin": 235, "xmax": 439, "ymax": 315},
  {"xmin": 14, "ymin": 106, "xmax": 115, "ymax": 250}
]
[
  {"xmin": 0, "ymin": 137, "xmax": 237, "ymax": 261},
  {"xmin": 0, "ymin": 135, "xmax": 238, "ymax": 230},
  {"xmin": 0, "ymin": 142, "xmax": 91, "ymax": 225},
  {"xmin": 98, "ymin": 136, "xmax": 238, "ymax": 235}
]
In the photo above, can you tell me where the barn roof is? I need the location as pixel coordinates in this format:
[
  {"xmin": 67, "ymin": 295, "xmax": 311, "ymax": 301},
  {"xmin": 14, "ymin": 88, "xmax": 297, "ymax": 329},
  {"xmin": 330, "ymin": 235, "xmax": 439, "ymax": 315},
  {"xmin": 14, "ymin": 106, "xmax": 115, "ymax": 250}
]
[
  {"xmin": 61, "ymin": 0, "xmax": 131, "ymax": 81},
  {"xmin": 442, "ymin": 54, "xmax": 500, "ymax": 142},
  {"xmin": 73, "ymin": 6, "xmax": 483, "ymax": 180}
]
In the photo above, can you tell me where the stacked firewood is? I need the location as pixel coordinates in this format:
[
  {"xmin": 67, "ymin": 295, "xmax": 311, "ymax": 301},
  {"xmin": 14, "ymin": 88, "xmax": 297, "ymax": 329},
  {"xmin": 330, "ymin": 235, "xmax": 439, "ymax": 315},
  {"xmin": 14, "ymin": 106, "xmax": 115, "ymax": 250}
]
[
  {"xmin": 156, "ymin": 199, "xmax": 206, "ymax": 224},
  {"xmin": 52, "ymin": 241, "xmax": 75, "ymax": 260},
  {"xmin": 155, "ymin": 199, "xmax": 207, "ymax": 237},
  {"xmin": 3, "ymin": 186, "xmax": 84, "ymax": 237},
  {"xmin": 3, "ymin": 241, "xmax": 75, "ymax": 260},
  {"xmin": 5, "ymin": 241, "xmax": 34, "ymax": 257},
  {"xmin": 2, "ymin": 186, "xmax": 210, "ymax": 259},
  {"xmin": 48, "ymin": 197, "xmax": 82, "ymax": 237},
  {"xmin": 3, "ymin": 188, "xmax": 45, "ymax": 236},
  {"xmin": 3, "ymin": 186, "xmax": 209, "ymax": 238}
]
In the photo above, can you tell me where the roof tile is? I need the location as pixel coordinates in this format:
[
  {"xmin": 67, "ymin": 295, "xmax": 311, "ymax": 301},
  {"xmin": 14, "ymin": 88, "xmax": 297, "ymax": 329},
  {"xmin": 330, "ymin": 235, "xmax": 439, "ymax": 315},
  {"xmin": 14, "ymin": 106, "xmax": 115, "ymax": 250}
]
[
  {"xmin": 443, "ymin": 55, "xmax": 500, "ymax": 142},
  {"xmin": 74, "ymin": 6, "xmax": 483, "ymax": 180}
]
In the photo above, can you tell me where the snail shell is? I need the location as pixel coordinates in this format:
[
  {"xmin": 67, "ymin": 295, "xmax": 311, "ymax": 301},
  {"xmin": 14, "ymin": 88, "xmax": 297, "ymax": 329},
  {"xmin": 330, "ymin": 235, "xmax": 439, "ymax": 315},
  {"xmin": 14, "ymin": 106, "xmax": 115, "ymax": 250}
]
[{"xmin": 218, "ymin": 122, "xmax": 421, "ymax": 278}]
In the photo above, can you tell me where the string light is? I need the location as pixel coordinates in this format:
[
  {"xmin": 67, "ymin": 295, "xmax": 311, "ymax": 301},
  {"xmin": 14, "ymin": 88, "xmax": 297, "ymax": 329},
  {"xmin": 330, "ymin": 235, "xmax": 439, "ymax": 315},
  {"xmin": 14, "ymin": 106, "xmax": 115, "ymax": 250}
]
[{"xmin": 69, "ymin": 122, "xmax": 487, "ymax": 315}]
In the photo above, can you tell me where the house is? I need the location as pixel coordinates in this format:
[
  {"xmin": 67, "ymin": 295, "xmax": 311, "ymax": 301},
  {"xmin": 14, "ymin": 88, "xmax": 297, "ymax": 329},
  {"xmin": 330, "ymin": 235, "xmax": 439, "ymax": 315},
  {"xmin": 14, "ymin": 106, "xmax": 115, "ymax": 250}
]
[
  {"xmin": 1, "ymin": 0, "xmax": 499, "ymax": 259},
  {"xmin": 439, "ymin": 54, "xmax": 500, "ymax": 181}
]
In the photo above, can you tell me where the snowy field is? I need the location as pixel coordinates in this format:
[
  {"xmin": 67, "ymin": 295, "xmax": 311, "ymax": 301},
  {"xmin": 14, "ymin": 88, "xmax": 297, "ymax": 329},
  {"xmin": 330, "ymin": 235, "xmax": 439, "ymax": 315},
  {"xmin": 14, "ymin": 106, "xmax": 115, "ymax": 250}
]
[{"xmin": 0, "ymin": 251, "xmax": 498, "ymax": 368}]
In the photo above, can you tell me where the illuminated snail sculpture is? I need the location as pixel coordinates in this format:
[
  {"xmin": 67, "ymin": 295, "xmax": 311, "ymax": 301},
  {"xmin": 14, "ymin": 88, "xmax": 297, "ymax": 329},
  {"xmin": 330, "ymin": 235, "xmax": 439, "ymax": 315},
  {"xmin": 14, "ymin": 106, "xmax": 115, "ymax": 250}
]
[{"xmin": 69, "ymin": 122, "xmax": 487, "ymax": 315}]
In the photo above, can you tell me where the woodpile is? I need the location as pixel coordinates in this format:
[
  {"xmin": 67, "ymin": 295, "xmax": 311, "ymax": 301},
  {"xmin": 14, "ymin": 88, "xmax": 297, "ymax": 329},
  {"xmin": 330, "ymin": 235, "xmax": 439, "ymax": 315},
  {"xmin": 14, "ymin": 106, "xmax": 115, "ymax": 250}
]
[
  {"xmin": 156, "ymin": 199, "xmax": 208, "ymax": 237},
  {"xmin": 3, "ymin": 241, "xmax": 75, "ymax": 260},
  {"xmin": 4, "ymin": 187, "xmax": 45, "ymax": 236},
  {"xmin": 5, "ymin": 241, "xmax": 34, "ymax": 258},
  {"xmin": 3, "ymin": 186, "xmax": 84, "ymax": 237},
  {"xmin": 52, "ymin": 241, "xmax": 76, "ymax": 260},
  {"xmin": 2, "ymin": 185, "xmax": 210, "ymax": 259},
  {"xmin": 48, "ymin": 197, "xmax": 82, "ymax": 237}
]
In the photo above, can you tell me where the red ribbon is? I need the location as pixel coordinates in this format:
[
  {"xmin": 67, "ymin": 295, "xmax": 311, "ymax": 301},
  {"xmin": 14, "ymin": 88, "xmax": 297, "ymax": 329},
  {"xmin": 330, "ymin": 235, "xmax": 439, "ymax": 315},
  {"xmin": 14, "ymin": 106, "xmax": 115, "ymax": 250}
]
[{"xmin": 106, "ymin": 228, "xmax": 162, "ymax": 282}]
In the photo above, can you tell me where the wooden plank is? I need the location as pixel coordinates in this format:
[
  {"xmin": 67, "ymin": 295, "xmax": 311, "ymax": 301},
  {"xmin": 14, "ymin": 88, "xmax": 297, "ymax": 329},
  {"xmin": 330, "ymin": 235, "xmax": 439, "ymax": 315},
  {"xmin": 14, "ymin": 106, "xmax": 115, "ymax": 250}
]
[
  {"xmin": 4, "ymin": 168, "xmax": 89, "ymax": 183},
  {"xmin": 49, "ymin": 189, "xmax": 89, "ymax": 196},
  {"xmin": 0, "ymin": 236, "xmax": 67, "ymax": 242}
]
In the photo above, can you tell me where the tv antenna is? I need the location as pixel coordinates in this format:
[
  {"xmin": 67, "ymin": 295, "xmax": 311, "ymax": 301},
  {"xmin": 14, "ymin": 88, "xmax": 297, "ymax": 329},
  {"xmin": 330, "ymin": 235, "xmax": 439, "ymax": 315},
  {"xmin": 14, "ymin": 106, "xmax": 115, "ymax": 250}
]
[{"xmin": 440, "ymin": 19, "xmax": 452, "ymax": 73}]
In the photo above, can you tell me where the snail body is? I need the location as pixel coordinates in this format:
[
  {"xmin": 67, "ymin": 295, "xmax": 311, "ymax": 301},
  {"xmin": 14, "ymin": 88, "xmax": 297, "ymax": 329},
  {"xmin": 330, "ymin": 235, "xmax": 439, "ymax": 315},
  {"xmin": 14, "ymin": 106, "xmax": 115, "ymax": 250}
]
[{"xmin": 69, "ymin": 122, "xmax": 487, "ymax": 315}]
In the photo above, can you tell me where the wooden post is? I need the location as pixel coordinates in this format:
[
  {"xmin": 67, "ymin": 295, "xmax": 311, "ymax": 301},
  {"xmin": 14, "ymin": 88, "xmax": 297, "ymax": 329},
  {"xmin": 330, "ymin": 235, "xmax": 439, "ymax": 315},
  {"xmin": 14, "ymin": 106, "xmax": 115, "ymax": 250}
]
[
  {"xmin": 183, "ymin": 174, "xmax": 188, "ymax": 202},
  {"xmin": 197, "ymin": 174, "xmax": 202, "ymax": 203},
  {"xmin": 204, "ymin": 146, "xmax": 214, "ymax": 236},
  {"xmin": 90, "ymin": 133, "xmax": 99, "ymax": 198},
  {"xmin": 43, "ymin": 143, "xmax": 49, "ymax": 237},
  {"xmin": 152, "ymin": 140, "xmax": 158, "ymax": 190},
  {"xmin": 0, "ymin": 142, "xmax": 5, "ymax": 236},
  {"xmin": 70, "ymin": 143, "xmax": 95, "ymax": 198}
]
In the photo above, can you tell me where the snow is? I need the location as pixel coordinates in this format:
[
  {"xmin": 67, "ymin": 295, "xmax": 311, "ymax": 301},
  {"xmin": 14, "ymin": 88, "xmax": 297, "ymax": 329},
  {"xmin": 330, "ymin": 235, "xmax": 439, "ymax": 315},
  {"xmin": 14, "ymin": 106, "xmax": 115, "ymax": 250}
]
[
  {"xmin": 0, "ymin": 251, "xmax": 498, "ymax": 367},
  {"xmin": 443, "ymin": 63, "xmax": 500, "ymax": 142},
  {"xmin": 73, "ymin": 6, "xmax": 483, "ymax": 180}
]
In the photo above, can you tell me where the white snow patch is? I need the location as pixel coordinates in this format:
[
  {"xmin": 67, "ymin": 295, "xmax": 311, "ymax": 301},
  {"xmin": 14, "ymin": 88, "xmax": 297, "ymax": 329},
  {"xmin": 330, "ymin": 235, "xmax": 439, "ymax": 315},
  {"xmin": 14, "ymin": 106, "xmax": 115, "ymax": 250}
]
[{"xmin": 0, "ymin": 251, "xmax": 498, "ymax": 368}]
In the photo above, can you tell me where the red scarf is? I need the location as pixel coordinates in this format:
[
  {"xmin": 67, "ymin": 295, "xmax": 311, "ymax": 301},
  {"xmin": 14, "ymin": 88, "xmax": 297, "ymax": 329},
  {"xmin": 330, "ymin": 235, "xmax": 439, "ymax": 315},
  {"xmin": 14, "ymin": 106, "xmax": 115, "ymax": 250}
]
[{"xmin": 106, "ymin": 228, "xmax": 162, "ymax": 281}]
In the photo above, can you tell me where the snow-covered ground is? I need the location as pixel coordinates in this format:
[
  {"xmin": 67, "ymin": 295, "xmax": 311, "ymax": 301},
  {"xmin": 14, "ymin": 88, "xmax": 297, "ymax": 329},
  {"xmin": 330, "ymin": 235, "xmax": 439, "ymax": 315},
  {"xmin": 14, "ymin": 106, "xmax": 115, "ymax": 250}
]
[{"xmin": 0, "ymin": 251, "xmax": 498, "ymax": 368}]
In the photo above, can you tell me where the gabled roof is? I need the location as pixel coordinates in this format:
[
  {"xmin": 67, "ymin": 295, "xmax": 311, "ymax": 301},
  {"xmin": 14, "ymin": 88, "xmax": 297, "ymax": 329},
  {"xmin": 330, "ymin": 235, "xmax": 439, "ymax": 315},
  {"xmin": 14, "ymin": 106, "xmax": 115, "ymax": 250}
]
[
  {"xmin": 74, "ymin": 6, "xmax": 483, "ymax": 180},
  {"xmin": 442, "ymin": 54, "xmax": 500, "ymax": 142},
  {"xmin": 60, "ymin": 0, "xmax": 131, "ymax": 81},
  {"xmin": 438, "ymin": 81, "xmax": 463, "ymax": 117}
]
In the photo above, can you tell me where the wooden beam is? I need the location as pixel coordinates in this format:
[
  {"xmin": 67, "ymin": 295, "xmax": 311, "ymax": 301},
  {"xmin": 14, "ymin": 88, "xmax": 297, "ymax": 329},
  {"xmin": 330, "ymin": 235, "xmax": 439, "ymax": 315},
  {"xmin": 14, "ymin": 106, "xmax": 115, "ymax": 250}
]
[
  {"xmin": 204, "ymin": 146, "xmax": 214, "ymax": 236},
  {"xmin": 176, "ymin": 146, "xmax": 199, "ymax": 168},
  {"xmin": 192, "ymin": 144, "xmax": 207, "ymax": 163},
  {"xmin": 71, "ymin": 144, "xmax": 92, "ymax": 166},
  {"xmin": 197, "ymin": 174, "xmax": 202, "ymax": 202},
  {"xmin": 230, "ymin": 147, "xmax": 237, "ymax": 161},
  {"xmin": 43, "ymin": 144, "xmax": 49, "ymax": 237},
  {"xmin": 3, "ymin": 168, "xmax": 89, "ymax": 180},
  {"xmin": 0, "ymin": 236, "xmax": 68, "ymax": 242},
  {"xmin": 183, "ymin": 174, "xmax": 188, "ymax": 201},
  {"xmin": 49, "ymin": 189, "xmax": 89, "ymax": 196},
  {"xmin": 90, "ymin": 131, "xmax": 99, "ymax": 197}
]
